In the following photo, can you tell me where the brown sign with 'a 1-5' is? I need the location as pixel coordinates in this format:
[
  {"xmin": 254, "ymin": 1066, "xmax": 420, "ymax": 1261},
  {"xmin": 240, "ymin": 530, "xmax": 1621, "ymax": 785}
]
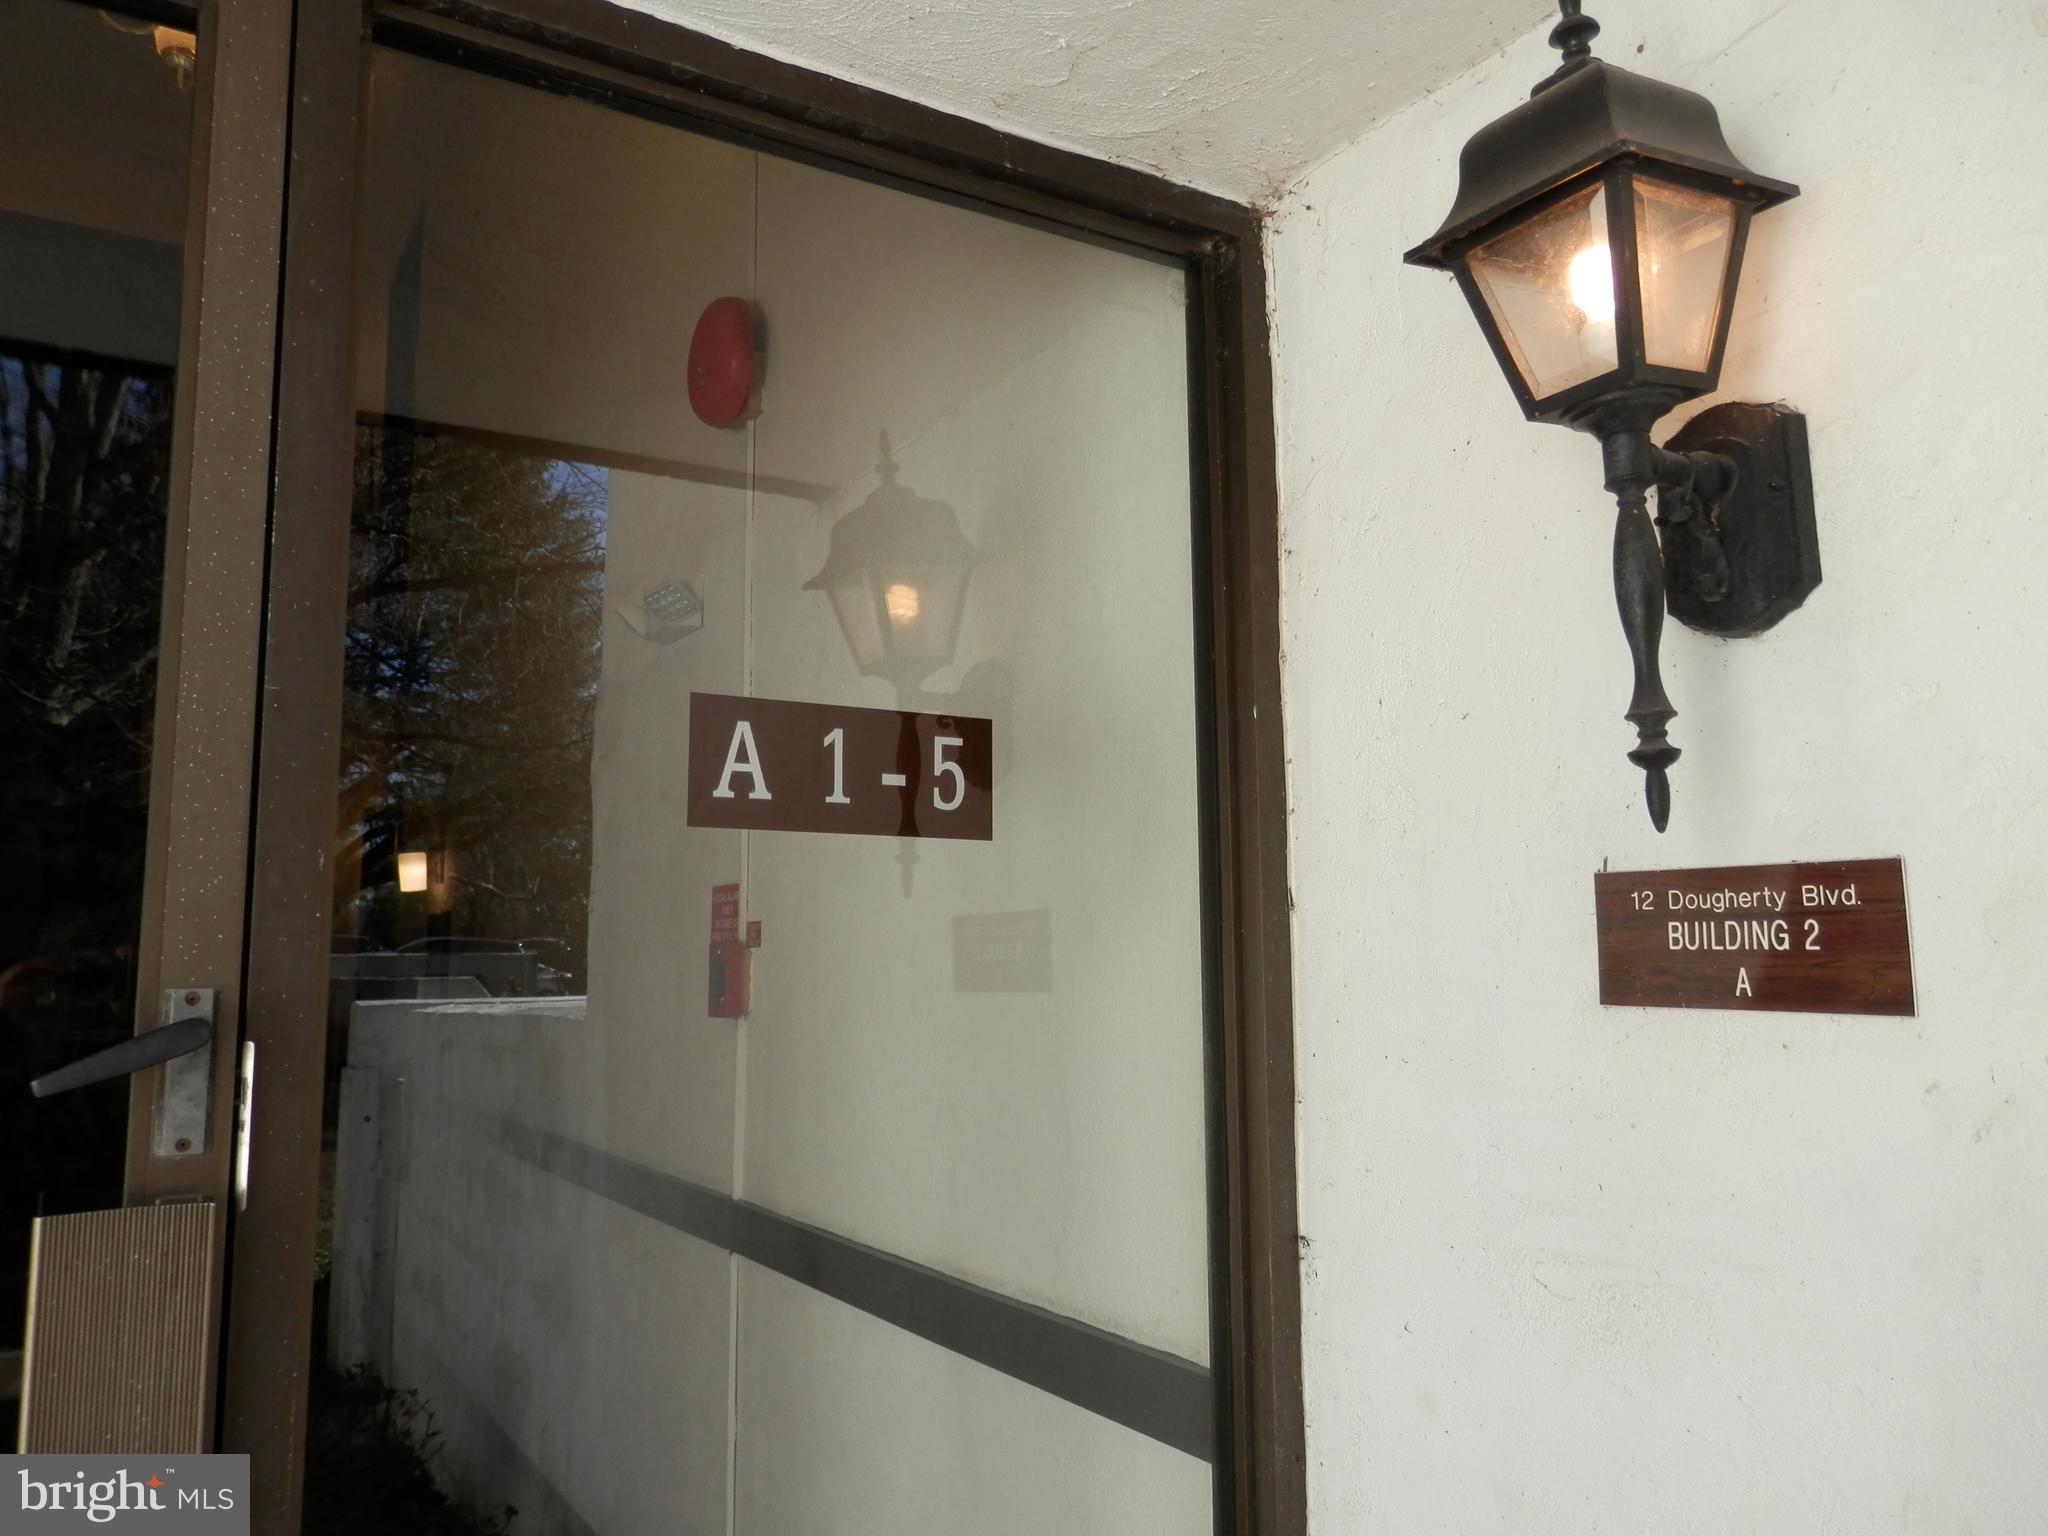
[
  {"xmin": 687, "ymin": 691, "xmax": 992, "ymax": 841},
  {"xmin": 1594, "ymin": 858, "xmax": 1915, "ymax": 1016}
]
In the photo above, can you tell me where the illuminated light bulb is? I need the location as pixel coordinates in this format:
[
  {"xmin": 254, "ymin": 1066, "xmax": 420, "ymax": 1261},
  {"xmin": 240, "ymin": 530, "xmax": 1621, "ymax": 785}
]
[
  {"xmin": 1567, "ymin": 242, "xmax": 1616, "ymax": 323},
  {"xmin": 396, "ymin": 850, "xmax": 430, "ymax": 893},
  {"xmin": 884, "ymin": 583, "xmax": 922, "ymax": 626}
]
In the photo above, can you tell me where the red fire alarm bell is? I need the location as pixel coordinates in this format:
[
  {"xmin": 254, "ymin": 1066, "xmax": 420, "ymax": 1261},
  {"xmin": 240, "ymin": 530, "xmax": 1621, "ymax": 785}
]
[{"xmin": 688, "ymin": 297, "xmax": 759, "ymax": 429}]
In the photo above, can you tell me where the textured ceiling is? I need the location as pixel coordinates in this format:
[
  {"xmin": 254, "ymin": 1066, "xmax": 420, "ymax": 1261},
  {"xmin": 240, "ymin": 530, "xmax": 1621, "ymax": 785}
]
[{"xmin": 620, "ymin": 0, "xmax": 1556, "ymax": 206}]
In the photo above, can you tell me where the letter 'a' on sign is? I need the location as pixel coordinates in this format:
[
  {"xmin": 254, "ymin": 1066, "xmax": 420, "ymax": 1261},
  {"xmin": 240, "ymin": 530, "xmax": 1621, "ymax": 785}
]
[
  {"xmin": 713, "ymin": 719, "xmax": 773, "ymax": 800},
  {"xmin": 1593, "ymin": 858, "xmax": 1914, "ymax": 1016},
  {"xmin": 686, "ymin": 692, "xmax": 993, "ymax": 841}
]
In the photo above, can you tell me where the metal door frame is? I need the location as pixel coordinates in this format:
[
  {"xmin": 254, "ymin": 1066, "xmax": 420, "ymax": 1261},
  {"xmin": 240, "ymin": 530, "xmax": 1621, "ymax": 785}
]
[
  {"xmin": 124, "ymin": 0, "xmax": 293, "ymax": 1213},
  {"xmin": 11, "ymin": 0, "xmax": 293, "ymax": 1453},
  {"xmin": 231, "ymin": 2, "xmax": 1306, "ymax": 1530}
]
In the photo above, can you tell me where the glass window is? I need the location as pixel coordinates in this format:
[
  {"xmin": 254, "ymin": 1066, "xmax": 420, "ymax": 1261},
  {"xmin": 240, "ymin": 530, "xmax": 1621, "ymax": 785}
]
[
  {"xmin": 1466, "ymin": 182, "xmax": 1619, "ymax": 400},
  {"xmin": 0, "ymin": 0, "xmax": 196, "ymax": 1445},
  {"xmin": 1635, "ymin": 177, "xmax": 1738, "ymax": 373},
  {"xmin": 311, "ymin": 45, "xmax": 1215, "ymax": 1534}
]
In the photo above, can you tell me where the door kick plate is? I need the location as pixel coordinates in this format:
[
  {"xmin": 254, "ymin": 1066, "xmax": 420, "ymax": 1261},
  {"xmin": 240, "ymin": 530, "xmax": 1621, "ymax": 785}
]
[{"xmin": 153, "ymin": 987, "xmax": 216, "ymax": 1158}]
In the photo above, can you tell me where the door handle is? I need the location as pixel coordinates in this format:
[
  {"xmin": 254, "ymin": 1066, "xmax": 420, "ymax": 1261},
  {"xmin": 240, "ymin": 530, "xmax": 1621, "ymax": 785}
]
[{"xmin": 29, "ymin": 1014, "xmax": 213, "ymax": 1098}]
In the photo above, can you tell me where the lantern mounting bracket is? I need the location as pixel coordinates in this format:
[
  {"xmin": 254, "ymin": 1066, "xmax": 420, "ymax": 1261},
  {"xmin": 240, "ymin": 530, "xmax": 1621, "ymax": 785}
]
[
  {"xmin": 1656, "ymin": 402, "xmax": 1820, "ymax": 638},
  {"xmin": 1599, "ymin": 400, "xmax": 1820, "ymax": 831}
]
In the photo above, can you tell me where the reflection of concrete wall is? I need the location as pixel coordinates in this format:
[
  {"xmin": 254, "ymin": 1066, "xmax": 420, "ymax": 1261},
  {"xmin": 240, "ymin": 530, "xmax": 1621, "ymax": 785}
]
[{"xmin": 333, "ymin": 999, "xmax": 734, "ymax": 1536}]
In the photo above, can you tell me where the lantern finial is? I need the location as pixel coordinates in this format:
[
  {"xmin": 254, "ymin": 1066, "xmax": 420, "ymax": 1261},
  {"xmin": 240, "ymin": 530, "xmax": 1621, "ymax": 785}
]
[
  {"xmin": 1539, "ymin": 1, "xmax": 1601, "ymax": 92},
  {"xmin": 876, "ymin": 430, "xmax": 899, "ymax": 485}
]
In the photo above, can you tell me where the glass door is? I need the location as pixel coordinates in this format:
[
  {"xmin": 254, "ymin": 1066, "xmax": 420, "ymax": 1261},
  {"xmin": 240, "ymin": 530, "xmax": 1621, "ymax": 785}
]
[
  {"xmin": 1, "ymin": 0, "xmax": 291, "ymax": 1452},
  {"xmin": 302, "ymin": 30, "xmax": 1218, "ymax": 1536}
]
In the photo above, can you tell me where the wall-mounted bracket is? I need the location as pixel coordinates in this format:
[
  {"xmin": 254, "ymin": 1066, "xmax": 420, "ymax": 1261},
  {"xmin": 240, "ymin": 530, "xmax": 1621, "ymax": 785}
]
[{"xmin": 1657, "ymin": 401, "xmax": 1820, "ymax": 637}]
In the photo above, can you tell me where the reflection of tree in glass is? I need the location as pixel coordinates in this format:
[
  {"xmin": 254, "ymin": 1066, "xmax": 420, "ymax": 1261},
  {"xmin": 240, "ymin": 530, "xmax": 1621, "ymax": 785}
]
[
  {"xmin": 0, "ymin": 349, "xmax": 168, "ymax": 987},
  {"xmin": 0, "ymin": 350, "xmax": 173, "ymax": 1397},
  {"xmin": 339, "ymin": 426, "xmax": 604, "ymax": 989}
]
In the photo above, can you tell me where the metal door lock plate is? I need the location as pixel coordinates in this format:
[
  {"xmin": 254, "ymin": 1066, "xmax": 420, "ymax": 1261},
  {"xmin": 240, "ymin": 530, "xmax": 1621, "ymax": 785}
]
[{"xmin": 152, "ymin": 987, "xmax": 216, "ymax": 1158}]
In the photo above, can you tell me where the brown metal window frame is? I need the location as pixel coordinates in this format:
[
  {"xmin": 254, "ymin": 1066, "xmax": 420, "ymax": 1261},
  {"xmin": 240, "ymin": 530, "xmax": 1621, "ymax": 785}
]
[{"xmin": 227, "ymin": 1, "xmax": 1305, "ymax": 1532}]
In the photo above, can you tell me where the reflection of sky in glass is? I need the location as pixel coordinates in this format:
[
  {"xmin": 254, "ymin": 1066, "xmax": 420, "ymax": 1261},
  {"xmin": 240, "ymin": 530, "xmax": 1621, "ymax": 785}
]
[
  {"xmin": 1, "ymin": 354, "xmax": 163, "ymax": 463},
  {"xmin": 549, "ymin": 456, "xmax": 608, "ymax": 556}
]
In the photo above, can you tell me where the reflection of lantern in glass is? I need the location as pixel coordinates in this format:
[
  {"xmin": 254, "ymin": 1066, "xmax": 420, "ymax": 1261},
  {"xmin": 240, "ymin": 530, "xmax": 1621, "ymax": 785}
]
[
  {"xmin": 152, "ymin": 25, "xmax": 197, "ymax": 89},
  {"xmin": 805, "ymin": 435, "xmax": 982, "ymax": 690},
  {"xmin": 98, "ymin": 12, "xmax": 199, "ymax": 91},
  {"xmin": 396, "ymin": 850, "xmax": 430, "ymax": 893}
]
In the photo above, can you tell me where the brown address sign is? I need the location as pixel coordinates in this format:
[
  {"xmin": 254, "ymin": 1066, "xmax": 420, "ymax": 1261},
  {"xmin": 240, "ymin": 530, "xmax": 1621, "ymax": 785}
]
[
  {"xmin": 687, "ymin": 691, "xmax": 992, "ymax": 841},
  {"xmin": 1594, "ymin": 858, "xmax": 1914, "ymax": 1016}
]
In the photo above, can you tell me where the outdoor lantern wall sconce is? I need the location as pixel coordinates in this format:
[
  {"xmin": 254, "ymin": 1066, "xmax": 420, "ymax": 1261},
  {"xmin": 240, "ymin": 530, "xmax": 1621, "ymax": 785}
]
[{"xmin": 1405, "ymin": 1, "xmax": 1820, "ymax": 830}]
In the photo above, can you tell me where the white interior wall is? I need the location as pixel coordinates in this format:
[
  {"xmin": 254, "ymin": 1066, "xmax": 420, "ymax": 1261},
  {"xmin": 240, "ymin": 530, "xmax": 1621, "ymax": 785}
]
[
  {"xmin": 736, "ymin": 1265, "xmax": 1210, "ymax": 1536},
  {"xmin": 743, "ymin": 155, "xmax": 1210, "ymax": 1364},
  {"xmin": 352, "ymin": 50, "xmax": 757, "ymax": 460},
  {"xmin": 0, "ymin": 3, "xmax": 190, "ymax": 246},
  {"xmin": 0, "ymin": 2, "xmax": 192, "ymax": 364},
  {"xmin": 1270, "ymin": 2, "xmax": 2048, "ymax": 1530}
]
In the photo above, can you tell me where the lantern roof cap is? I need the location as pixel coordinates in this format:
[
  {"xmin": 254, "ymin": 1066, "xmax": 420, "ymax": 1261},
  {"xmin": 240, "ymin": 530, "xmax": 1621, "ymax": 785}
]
[
  {"xmin": 804, "ymin": 434, "xmax": 980, "ymax": 588},
  {"xmin": 1403, "ymin": 53, "xmax": 1798, "ymax": 271}
]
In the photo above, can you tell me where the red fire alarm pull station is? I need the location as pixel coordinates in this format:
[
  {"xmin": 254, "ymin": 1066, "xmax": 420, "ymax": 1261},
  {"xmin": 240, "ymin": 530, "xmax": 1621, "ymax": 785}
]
[
  {"xmin": 708, "ymin": 882, "xmax": 749, "ymax": 1018},
  {"xmin": 687, "ymin": 297, "xmax": 759, "ymax": 429}
]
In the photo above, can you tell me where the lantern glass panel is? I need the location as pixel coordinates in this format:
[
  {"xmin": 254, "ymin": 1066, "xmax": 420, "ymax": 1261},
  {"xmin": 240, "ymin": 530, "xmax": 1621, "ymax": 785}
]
[
  {"xmin": 872, "ymin": 564, "xmax": 970, "ymax": 669},
  {"xmin": 823, "ymin": 570, "xmax": 887, "ymax": 674},
  {"xmin": 821, "ymin": 564, "xmax": 973, "ymax": 681},
  {"xmin": 1634, "ymin": 177, "xmax": 1738, "ymax": 373},
  {"xmin": 1465, "ymin": 183, "xmax": 1618, "ymax": 401}
]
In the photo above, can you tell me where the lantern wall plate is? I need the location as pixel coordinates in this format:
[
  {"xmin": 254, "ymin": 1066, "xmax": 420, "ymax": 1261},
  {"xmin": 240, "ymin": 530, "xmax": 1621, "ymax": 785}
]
[
  {"xmin": 1659, "ymin": 402, "xmax": 1819, "ymax": 637},
  {"xmin": 1403, "ymin": 0, "xmax": 1818, "ymax": 830}
]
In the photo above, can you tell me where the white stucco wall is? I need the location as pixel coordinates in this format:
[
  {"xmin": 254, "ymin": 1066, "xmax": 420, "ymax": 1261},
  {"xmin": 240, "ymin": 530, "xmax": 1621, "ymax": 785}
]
[{"xmin": 1270, "ymin": 1, "xmax": 2048, "ymax": 1530}]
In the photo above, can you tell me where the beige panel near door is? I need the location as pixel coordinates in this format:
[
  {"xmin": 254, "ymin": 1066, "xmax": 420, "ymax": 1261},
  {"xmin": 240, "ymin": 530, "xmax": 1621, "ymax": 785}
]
[{"xmin": 19, "ymin": 1204, "xmax": 218, "ymax": 1453}]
